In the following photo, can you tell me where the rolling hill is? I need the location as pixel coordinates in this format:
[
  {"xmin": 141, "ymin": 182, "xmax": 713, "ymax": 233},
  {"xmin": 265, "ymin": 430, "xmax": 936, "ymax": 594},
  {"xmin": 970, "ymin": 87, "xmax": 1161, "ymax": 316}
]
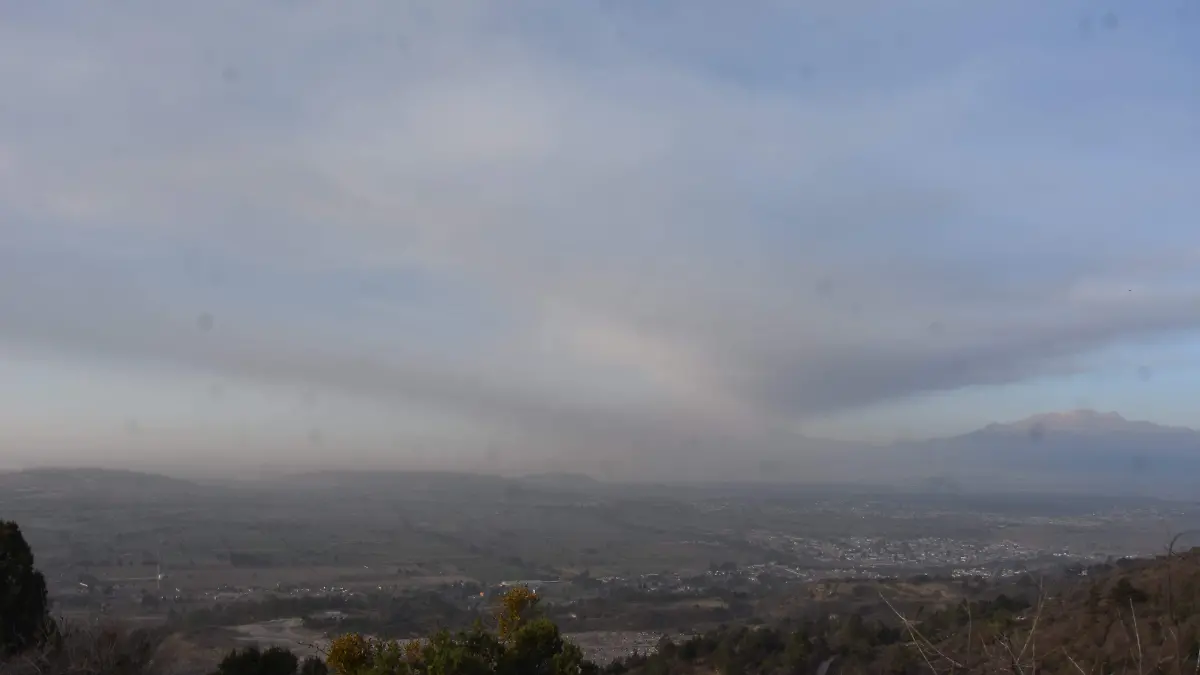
[{"xmin": 889, "ymin": 409, "xmax": 1200, "ymax": 497}]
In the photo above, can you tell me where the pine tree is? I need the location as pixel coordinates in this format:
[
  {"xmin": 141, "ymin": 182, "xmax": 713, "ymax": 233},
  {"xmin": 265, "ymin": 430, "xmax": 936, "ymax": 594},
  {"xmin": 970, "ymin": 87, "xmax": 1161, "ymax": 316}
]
[{"xmin": 0, "ymin": 520, "xmax": 51, "ymax": 656}]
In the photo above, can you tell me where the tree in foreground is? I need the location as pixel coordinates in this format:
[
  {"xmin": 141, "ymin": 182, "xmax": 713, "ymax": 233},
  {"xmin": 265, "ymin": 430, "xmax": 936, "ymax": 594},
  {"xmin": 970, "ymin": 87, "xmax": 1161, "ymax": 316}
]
[
  {"xmin": 0, "ymin": 520, "xmax": 51, "ymax": 656},
  {"xmin": 213, "ymin": 645, "xmax": 303, "ymax": 675},
  {"xmin": 326, "ymin": 586, "xmax": 592, "ymax": 675},
  {"xmin": 300, "ymin": 655, "xmax": 331, "ymax": 675}
]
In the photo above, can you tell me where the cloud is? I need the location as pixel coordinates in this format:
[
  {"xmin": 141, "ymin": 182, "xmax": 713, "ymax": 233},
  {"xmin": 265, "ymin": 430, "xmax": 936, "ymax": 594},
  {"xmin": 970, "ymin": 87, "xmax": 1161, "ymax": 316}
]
[{"xmin": 1, "ymin": 0, "xmax": 1199, "ymax": 470}]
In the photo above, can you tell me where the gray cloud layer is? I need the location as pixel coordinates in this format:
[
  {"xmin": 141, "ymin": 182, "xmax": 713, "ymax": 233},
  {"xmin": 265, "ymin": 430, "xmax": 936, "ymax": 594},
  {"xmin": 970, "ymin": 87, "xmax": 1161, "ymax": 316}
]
[{"xmin": 1, "ymin": 1, "xmax": 1199, "ymax": 472}]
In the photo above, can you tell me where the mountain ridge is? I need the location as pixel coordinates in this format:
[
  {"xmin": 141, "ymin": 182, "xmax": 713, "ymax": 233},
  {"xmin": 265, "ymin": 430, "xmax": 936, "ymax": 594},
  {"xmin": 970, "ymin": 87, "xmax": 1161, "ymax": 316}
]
[
  {"xmin": 883, "ymin": 408, "xmax": 1200, "ymax": 498},
  {"xmin": 3, "ymin": 409, "xmax": 1199, "ymax": 497},
  {"xmin": 968, "ymin": 408, "xmax": 1195, "ymax": 437}
]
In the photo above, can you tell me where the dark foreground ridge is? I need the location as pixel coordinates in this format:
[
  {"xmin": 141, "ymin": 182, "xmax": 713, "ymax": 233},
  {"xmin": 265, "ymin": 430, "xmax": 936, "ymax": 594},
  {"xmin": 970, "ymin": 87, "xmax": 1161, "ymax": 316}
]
[{"xmin": 4, "ymin": 516, "xmax": 1200, "ymax": 675}]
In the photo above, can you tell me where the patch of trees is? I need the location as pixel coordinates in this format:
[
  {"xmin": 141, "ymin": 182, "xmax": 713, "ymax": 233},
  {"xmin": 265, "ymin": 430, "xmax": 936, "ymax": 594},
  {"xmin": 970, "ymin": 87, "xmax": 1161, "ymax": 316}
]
[
  {"xmin": 180, "ymin": 594, "xmax": 368, "ymax": 629},
  {"xmin": 611, "ymin": 612, "xmax": 911, "ymax": 675},
  {"xmin": 173, "ymin": 587, "xmax": 481, "ymax": 638},
  {"xmin": 546, "ymin": 588, "xmax": 754, "ymax": 633},
  {"xmin": 0, "ymin": 521, "xmax": 51, "ymax": 655},
  {"xmin": 302, "ymin": 592, "xmax": 475, "ymax": 639},
  {"xmin": 323, "ymin": 586, "xmax": 595, "ymax": 675},
  {"xmin": 213, "ymin": 645, "xmax": 328, "ymax": 675}
]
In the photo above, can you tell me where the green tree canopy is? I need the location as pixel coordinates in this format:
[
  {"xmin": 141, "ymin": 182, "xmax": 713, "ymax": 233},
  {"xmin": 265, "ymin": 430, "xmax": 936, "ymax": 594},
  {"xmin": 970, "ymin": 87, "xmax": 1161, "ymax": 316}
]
[
  {"xmin": 213, "ymin": 645, "xmax": 301, "ymax": 675},
  {"xmin": 0, "ymin": 520, "xmax": 50, "ymax": 656}
]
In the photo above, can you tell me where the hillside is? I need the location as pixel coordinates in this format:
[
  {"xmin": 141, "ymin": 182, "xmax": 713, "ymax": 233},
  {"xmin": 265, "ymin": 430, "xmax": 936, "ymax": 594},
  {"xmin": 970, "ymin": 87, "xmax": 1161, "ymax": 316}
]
[
  {"xmin": 886, "ymin": 410, "xmax": 1200, "ymax": 497},
  {"xmin": 617, "ymin": 548, "xmax": 1200, "ymax": 675},
  {"xmin": 0, "ymin": 467, "xmax": 207, "ymax": 502}
]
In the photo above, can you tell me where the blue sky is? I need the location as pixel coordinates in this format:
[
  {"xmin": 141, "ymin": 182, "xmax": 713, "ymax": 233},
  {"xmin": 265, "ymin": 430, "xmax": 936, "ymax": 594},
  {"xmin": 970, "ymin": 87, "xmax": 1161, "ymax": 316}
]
[{"xmin": 1, "ymin": 0, "xmax": 1199, "ymax": 476}]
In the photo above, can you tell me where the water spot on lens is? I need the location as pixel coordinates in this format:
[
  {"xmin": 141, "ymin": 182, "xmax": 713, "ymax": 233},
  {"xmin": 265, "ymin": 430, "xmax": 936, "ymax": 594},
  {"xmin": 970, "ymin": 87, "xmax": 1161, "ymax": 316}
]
[
  {"xmin": 1078, "ymin": 15, "xmax": 1094, "ymax": 38},
  {"xmin": 1028, "ymin": 421, "xmax": 1046, "ymax": 443}
]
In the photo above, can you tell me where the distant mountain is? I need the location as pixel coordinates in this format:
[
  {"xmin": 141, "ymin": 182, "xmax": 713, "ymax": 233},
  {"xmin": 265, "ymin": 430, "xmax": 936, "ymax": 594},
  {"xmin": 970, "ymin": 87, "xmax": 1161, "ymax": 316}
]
[
  {"xmin": 971, "ymin": 409, "xmax": 1194, "ymax": 437},
  {"xmin": 0, "ymin": 466, "xmax": 198, "ymax": 488},
  {"xmin": 277, "ymin": 469, "xmax": 522, "ymax": 494},
  {"xmin": 0, "ymin": 467, "xmax": 207, "ymax": 501},
  {"xmin": 9, "ymin": 409, "xmax": 1196, "ymax": 499},
  {"xmin": 891, "ymin": 410, "xmax": 1200, "ymax": 497},
  {"xmin": 517, "ymin": 471, "xmax": 604, "ymax": 491},
  {"xmin": 271, "ymin": 469, "xmax": 598, "ymax": 504}
]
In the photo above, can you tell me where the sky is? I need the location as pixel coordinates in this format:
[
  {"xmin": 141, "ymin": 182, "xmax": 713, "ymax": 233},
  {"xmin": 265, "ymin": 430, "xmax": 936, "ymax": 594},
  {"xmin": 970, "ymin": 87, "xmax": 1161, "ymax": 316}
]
[{"xmin": 1, "ymin": 0, "xmax": 1199, "ymax": 476}]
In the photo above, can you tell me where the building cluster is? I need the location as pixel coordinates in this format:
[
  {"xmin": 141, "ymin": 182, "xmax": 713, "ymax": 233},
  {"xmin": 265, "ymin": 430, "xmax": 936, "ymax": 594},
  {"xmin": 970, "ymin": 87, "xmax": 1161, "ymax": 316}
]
[{"xmin": 745, "ymin": 532, "xmax": 1053, "ymax": 569}]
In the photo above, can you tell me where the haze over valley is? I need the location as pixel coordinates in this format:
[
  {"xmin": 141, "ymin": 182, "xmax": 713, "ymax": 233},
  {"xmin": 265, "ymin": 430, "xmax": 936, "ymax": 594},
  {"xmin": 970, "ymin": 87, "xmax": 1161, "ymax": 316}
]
[
  {"xmin": 9, "ymin": 409, "xmax": 1198, "ymax": 495},
  {"xmin": 6, "ymin": 464, "xmax": 1199, "ymax": 667}
]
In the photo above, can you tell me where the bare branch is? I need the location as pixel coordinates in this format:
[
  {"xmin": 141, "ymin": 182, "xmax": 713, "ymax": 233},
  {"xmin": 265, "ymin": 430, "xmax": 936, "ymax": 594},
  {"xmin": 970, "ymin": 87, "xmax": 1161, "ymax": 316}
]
[
  {"xmin": 1130, "ymin": 599, "xmax": 1144, "ymax": 675},
  {"xmin": 1062, "ymin": 648, "xmax": 1089, "ymax": 675},
  {"xmin": 880, "ymin": 592, "xmax": 963, "ymax": 673}
]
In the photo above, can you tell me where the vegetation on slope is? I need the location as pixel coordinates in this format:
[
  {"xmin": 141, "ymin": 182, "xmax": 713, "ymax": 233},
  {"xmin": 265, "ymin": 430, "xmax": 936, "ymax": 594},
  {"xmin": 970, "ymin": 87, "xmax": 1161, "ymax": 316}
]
[{"xmin": 613, "ymin": 552, "xmax": 1200, "ymax": 675}]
